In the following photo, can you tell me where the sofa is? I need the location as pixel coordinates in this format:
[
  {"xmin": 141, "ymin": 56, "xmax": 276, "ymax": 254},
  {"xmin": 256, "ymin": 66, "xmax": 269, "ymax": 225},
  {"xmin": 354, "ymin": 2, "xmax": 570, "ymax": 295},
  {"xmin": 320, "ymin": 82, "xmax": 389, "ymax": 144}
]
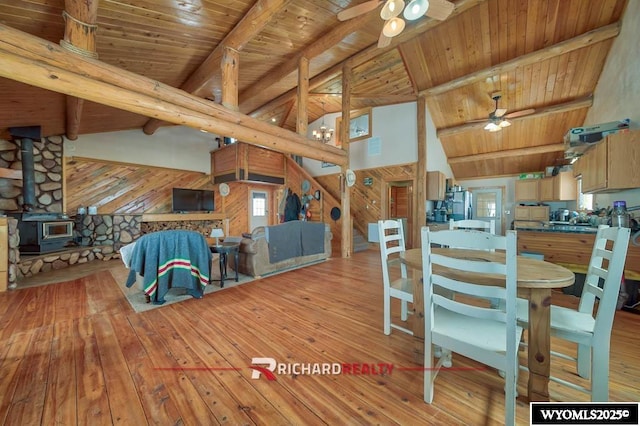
[{"xmin": 230, "ymin": 220, "xmax": 332, "ymax": 277}]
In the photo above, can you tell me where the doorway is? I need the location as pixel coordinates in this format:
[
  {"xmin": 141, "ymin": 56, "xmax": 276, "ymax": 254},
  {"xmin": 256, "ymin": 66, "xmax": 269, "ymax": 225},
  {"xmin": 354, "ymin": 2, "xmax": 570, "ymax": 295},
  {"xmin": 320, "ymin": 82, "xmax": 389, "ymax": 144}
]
[
  {"xmin": 469, "ymin": 186, "xmax": 505, "ymax": 235},
  {"xmin": 249, "ymin": 190, "xmax": 269, "ymax": 232},
  {"xmin": 386, "ymin": 181, "xmax": 413, "ymax": 247}
]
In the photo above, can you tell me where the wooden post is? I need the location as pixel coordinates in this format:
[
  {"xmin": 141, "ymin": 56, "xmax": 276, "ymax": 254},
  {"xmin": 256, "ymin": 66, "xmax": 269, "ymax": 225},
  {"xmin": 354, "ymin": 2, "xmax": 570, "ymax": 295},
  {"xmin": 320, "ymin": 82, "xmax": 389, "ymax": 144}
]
[
  {"xmin": 221, "ymin": 47, "xmax": 239, "ymax": 111},
  {"xmin": 296, "ymin": 56, "xmax": 309, "ymax": 136},
  {"xmin": 415, "ymin": 96, "xmax": 427, "ymax": 249},
  {"xmin": 61, "ymin": 0, "xmax": 99, "ymax": 140},
  {"xmin": 340, "ymin": 62, "xmax": 353, "ymax": 258}
]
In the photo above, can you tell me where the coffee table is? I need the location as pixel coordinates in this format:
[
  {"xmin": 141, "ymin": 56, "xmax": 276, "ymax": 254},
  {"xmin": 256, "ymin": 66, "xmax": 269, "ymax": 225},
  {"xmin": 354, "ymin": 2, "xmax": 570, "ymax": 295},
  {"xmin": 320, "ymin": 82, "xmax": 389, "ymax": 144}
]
[{"xmin": 210, "ymin": 242, "xmax": 240, "ymax": 287}]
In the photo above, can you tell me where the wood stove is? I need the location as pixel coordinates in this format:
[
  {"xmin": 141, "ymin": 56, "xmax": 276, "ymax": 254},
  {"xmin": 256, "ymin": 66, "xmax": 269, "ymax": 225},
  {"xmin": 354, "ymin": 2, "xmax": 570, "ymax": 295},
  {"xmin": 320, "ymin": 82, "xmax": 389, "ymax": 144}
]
[{"xmin": 10, "ymin": 213, "xmax": 75, "ymax": 254}]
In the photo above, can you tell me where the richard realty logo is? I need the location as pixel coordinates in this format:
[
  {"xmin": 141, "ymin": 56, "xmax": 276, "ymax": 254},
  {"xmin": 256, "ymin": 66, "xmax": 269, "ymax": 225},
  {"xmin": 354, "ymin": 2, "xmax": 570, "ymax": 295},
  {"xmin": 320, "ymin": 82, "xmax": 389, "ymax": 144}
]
[{"xmin": 250, "ymin": 357, "xmax": 394, "ymax": 381}]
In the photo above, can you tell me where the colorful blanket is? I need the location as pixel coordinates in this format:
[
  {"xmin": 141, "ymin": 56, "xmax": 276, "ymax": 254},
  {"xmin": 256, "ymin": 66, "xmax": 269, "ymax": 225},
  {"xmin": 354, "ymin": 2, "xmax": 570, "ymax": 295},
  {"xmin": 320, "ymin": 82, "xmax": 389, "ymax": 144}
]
[{"xmin": 125, "ymin": 230, "xmax": 212, "ymax": 304}]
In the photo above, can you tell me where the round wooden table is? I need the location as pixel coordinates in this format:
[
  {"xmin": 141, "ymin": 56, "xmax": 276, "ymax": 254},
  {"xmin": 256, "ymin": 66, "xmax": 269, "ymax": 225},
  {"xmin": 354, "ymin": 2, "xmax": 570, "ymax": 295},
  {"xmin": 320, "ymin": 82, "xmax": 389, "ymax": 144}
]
[{"xmin": 401, "ymin": 247, "xmax": 575, "ymax": 402}]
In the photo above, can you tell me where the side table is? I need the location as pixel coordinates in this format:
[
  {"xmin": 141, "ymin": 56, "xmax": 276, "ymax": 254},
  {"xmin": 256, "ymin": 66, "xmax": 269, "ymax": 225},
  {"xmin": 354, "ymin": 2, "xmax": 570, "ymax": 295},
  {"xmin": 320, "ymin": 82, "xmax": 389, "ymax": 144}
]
[{"xmin": 210, "ymin": 242, "xmax": 240, "ymax": 287}]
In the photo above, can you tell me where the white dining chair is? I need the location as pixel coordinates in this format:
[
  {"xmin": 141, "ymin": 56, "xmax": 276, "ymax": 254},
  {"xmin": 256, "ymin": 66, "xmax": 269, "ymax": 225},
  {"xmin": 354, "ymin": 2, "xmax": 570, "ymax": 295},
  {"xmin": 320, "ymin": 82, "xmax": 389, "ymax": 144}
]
[
  {"xmin": 449, "ymin": 218, "xmax": 496, "ymax": 234},
  {"xmin": 421, "ymin": 227, "xmax": 521, "ymax": 425},
  {"xmin": 516, "ymin": 225, "xmax": 630, "ymax": 401},
  {"xmin": 378, "ymin": 219, "xmax": 414, "ymax": 335}
]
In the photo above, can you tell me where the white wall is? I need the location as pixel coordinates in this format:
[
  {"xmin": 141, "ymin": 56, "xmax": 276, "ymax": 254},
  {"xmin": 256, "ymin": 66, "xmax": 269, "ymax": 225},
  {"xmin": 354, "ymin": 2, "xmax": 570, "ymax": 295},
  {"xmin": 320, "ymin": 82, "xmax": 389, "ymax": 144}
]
[
  {"xmin": 584, "ymin": 0, "xmax": 640, "ymax": 209},
  {"xmin": 304, "ymin": 102, "xmax": 453, "ymax": 177},
  {"xmin": 64, "ymin": 126, "xmax": 218, "ymax": 173}
]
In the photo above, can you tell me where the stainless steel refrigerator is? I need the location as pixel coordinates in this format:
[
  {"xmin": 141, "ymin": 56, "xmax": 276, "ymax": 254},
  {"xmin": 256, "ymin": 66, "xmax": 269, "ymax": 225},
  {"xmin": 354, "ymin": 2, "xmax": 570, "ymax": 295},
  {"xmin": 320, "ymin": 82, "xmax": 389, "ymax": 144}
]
[{"xmin": 448, "ymin": 191, "xmax": 472, "ymax": 221}]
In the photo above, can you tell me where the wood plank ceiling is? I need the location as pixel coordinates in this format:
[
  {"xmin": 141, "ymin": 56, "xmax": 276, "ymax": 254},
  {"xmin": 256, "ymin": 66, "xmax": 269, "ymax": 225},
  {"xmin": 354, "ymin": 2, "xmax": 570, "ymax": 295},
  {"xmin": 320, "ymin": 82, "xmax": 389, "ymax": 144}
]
[{"xmin": 0, "ymin": 0, "xmax": 629, "ymax": 179}]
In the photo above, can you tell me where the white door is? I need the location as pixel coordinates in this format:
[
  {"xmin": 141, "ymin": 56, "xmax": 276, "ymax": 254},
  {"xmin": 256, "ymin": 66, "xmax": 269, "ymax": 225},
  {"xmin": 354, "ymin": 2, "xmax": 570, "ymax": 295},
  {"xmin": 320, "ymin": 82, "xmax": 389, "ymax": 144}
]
[
  {"xmin": 249, "ymin": 190, "xmax": 269, "ymax": 232},
  {"xmin": 470, "ymin": 187, "xmax": 504, "ymax": 235}
]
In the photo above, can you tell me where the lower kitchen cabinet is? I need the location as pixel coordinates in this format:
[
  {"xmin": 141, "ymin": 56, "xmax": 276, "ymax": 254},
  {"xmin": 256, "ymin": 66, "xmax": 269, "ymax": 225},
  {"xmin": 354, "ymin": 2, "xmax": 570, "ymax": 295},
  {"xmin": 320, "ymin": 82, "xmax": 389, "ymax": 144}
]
[{"xmin": 514, "ymin": 206, "xmax": 549, "ymax": 222}]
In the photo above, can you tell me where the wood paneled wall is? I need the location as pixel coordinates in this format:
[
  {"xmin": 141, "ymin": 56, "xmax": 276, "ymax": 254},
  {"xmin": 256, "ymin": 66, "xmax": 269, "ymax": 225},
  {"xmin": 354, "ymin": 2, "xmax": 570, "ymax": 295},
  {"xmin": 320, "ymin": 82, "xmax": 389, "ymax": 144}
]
[
  {"xmin": 316, "ymin": 163, "xmax": 418, "ymax": 247},
  {"xmin": 64, "ymin": 156, "xmax": 419, "ymax": 254},
  {"xmin": 64, "ymin": 157, "xmax": 215, "ymax": 215}
]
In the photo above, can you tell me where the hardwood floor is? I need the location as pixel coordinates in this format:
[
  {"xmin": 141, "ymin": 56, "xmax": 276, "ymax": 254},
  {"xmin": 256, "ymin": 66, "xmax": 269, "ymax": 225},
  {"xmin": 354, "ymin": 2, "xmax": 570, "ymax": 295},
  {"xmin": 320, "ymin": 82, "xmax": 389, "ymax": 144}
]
[{"xmin": 1, "ymin": 249, "xmax": 639, "ymax": 425}]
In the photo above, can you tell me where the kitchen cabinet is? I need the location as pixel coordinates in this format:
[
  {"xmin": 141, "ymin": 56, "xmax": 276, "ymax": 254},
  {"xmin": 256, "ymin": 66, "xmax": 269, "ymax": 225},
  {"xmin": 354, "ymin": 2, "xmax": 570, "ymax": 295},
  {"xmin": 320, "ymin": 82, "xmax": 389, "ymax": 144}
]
[
  {"xmin": 515, "ymin": 179, "xmax": 540, "ymax": 201},
  {"xmin": 515, "ymin": 206, "xmax": 549, "ymax": 221},
  {"xmin": 426, "ymin": 222, "xmax": 450, "ymax": 232},
  {"xmin": 539, "ymin": 178, "xmax": 554, "ymax": 201},
  {"xmin": 539, "ymin": 171, "xmax": 577, "ymax": 201},
  {"xmin": 427, "ymin": 171, "xmax": 446, "ymax": 200},
  {"xmin": 518, "ymin": 230, "xmax": 640, "ymax": 281},
  {"xmin": 576, "ymin": 129, "xmax": 640, "ymax": 193}
]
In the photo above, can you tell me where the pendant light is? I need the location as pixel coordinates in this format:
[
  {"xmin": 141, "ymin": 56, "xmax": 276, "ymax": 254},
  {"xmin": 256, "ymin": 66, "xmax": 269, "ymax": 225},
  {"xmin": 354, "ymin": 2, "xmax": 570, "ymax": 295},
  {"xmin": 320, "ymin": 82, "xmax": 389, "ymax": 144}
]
[
  {"xmin": 403, "ymin": 0, "xmax": 429, "ymax": 20},
  {"xmin": 383, "ymin": 17, "xmax": 406, "ymax": 38},
  {"xmin": 380, "ymin": 0, "xmax": 405, "ymax": 20},
  {"xmin": 312, "ymin": 102, "xmax": 334, "ymax": 143}
]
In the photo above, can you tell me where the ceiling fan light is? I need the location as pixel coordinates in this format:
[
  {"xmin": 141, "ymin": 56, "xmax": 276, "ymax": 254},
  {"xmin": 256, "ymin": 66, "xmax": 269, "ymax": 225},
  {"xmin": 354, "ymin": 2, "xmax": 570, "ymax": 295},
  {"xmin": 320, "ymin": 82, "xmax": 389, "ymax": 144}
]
[
  {"xmin": 382, "ymin": 17, "xmax": 406, "ymax": 37},
  {"xmin": 403, "ymin": 0, "xmax": 429, "ymax": 20},
  {"xmin": 499, "ymin": 119, "xmax": 511, "ymax": 128},
  {"xmin": 484, "ymin": 122, "xmax": 501, "ymax": 132},
  {"xmin": 380, "ymin": 0, "xmax": 405, "ymax": 20}
]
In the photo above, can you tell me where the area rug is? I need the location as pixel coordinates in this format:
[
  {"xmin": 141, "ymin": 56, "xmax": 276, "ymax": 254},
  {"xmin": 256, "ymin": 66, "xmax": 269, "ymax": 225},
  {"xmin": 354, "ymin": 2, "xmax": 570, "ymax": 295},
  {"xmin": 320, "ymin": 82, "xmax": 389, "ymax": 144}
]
[{"xmin": 117, "ymin": 269, "xmax": 256, "ymax": 313}]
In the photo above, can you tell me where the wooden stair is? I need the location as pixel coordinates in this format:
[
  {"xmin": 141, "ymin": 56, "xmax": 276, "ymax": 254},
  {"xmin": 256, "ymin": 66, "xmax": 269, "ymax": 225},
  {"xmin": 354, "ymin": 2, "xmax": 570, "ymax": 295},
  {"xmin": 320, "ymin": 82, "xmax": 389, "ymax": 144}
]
[{"xmin": 353, "ymin": 227, "xmax": 370, "ymax": 253}]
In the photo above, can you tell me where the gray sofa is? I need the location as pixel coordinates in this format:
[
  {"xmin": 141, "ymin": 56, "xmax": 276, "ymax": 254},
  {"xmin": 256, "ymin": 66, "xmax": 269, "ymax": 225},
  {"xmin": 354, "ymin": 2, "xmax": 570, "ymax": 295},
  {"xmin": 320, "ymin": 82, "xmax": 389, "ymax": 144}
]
[{"xmin": 230, "ymin": 221, "xmax": 332, "ymax": 277}]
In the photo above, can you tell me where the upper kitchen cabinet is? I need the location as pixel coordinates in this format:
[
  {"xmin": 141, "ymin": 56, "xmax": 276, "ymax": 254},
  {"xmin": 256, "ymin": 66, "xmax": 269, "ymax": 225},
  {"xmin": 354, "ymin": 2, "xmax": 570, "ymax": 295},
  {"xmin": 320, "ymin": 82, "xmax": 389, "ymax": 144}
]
[
  {"xmin": 576, "ymin": 130, "xmax": 640, "ymax": 193},
  {"xmin": 539, "ymin": 171, "xmax": 577, "ymax": 201},
  {"xmin": 427, "ymin": 171, "xmax": 446, "ymax": 200},
  {"xmin": 515, "ymin": 179, "xmax": 540, "ymax": 201}
]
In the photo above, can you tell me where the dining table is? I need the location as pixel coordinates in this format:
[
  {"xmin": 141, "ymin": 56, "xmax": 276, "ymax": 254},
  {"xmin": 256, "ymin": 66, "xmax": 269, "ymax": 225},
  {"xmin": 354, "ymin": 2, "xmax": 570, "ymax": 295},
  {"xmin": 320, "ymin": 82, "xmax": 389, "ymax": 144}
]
[{"xmin": 400, "ymin": 247, "xmax": 575, "ymax": 402}]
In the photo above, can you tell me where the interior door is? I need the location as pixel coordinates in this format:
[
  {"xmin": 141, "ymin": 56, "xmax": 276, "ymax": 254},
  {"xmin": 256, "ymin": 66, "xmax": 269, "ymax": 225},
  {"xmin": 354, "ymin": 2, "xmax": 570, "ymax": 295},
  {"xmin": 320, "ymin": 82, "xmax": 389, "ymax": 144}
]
[
  {"xmin": 388, "ymin": 182, "xmax": 413, "ymax": 247},
  {"xmin": 470, "ymin": 187, "xmax": 504, "ymax": 235},
  {"xmin": 249, "ymin": 190, "xmax": 269, "ymax": 232}
]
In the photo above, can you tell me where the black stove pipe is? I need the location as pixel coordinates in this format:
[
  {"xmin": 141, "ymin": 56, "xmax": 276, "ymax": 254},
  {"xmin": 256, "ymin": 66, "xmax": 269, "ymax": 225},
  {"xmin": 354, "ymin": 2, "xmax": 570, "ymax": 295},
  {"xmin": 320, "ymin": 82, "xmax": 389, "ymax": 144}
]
[{"xmin": 9, "ymin": 126, "xmax": 41, "ymax": 212}]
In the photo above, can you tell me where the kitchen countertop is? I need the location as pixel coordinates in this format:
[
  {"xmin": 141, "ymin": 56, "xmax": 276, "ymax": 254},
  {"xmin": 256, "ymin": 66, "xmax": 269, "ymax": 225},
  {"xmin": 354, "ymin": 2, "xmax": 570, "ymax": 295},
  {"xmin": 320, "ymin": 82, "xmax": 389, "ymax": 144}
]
[{"xmin": 515, "ymin": 224, "xmax": 599, "ymax": 234}]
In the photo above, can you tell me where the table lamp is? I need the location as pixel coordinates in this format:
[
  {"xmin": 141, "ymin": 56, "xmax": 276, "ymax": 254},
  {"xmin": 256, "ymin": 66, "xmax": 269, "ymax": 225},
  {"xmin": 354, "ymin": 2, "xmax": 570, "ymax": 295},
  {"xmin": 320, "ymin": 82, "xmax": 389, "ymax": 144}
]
[{"xmin": 210, "ymin": 228, "xmax": 224, "ymax": 246}]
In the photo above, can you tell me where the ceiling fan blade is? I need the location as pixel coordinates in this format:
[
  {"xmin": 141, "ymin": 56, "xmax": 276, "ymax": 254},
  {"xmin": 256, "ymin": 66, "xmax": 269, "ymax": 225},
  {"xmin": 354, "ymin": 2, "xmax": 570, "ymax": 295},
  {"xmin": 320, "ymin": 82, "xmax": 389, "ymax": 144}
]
[
  {"xmin": 425, "ymin": 0, "xmax": 455, "ymax": 20},
  {"xmin": 337, "ymin": 0, "xmax": 383, "ymax": 21},
  {"xmin": 377, "ymin": 29, "xmax": 392, "ymax": 48},
  {"xmin": 494, "ymin": 108, "xmax": 508, "ymax": 118},
  {"xmin": 504, "ymin": 108, "xmax": 536, "ymax": 119}
]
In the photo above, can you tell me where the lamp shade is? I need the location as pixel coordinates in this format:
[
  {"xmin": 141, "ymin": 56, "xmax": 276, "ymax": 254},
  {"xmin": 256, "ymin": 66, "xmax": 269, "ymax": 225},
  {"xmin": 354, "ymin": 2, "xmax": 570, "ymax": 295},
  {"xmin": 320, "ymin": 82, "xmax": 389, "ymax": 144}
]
[
  {"xmin": 382, "ymin": 17, "xmax": 406, "ymax": 37},
  {"xmin": 403, "ymin": 0, "xmax": 429, "ymax": 20},
  {"xmin": 380, "ymin": 0, "xmax": 405, "ymax": 20},
  {"xmin": 210, "ymin": 228, "xmax": 224, "ymax": 238}
]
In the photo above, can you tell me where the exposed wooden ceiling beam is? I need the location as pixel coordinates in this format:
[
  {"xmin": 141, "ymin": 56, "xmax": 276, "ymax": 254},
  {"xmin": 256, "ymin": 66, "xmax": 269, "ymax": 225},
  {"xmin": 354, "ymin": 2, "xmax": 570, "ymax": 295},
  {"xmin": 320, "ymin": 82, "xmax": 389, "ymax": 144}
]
[
  {"xmin": 143, "ymin": 0, "xmax": 293, "ymax": 135},
  {"xmin": 437, "ymin": 96, "xmax": 594, "ymax": 137},
  {"xmin": 309, "ymin": 93, "xmax": 417, "ymax": 104},
  {"xmin": 238, "ymin": 11, "xmax": 375, "ymax": 112},
  {"xmin": 61, "ymin": 0, "xmax": 99, "ymax": 141},
  {"xmin": 448, "ymin": 143, "xmax": 565, "ymax": 164},
  {"xmin": 420, "ymin": 22, "xmax": 621, "ymax": 98},
  {"xmin": 247, "ymin": 0, "xmax": 483, "ymax": 116},
  {"xmin": 0, "ymin": 24, "xmax": 346, "ymax": 166}
]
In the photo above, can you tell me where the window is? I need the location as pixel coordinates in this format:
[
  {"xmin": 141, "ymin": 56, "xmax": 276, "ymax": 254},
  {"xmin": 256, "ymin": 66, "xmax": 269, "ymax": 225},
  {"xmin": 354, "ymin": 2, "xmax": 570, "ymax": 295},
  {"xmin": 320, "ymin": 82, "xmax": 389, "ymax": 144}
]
[
  {"xmin": 252, "ymin": 192, "xmax": 266, "ymax": 217},
  {"xmin": 577, "ymin": 178, "xmax": 593, "ymax": 211},
  {"xmin": 476, "ymin": 192, "xmax": 497, "ymax": 217}
]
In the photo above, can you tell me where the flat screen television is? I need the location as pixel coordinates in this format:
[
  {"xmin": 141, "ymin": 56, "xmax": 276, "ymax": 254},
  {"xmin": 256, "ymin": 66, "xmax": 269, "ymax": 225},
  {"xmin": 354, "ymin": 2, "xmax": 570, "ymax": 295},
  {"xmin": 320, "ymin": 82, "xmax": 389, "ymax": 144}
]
[{"xmin": 172, "ymin": 188, "xmax": 214, "ymax": 213}]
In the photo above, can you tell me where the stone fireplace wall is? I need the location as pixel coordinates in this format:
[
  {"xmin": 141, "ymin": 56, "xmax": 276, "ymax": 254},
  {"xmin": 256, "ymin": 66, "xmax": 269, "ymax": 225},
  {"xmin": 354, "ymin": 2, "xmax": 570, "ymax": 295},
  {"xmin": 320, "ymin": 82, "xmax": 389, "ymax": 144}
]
[{"xmin": 0, "ymin": 135, "xmax": 63, "ymax": 213}]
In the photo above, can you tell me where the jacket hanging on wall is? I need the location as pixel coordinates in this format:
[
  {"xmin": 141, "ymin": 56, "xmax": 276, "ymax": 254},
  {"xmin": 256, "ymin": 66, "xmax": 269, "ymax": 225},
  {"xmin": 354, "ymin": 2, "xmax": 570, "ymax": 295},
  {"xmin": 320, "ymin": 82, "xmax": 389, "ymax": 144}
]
[{"xmin": 284, "ymin": 191, "xmax": 301, "ymax": 222}]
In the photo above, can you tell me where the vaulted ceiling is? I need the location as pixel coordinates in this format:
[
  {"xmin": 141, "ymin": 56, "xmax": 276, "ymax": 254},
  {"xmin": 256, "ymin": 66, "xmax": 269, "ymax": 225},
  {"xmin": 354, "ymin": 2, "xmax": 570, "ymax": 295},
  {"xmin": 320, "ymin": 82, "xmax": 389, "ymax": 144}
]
[{"xmin": 0, "ymin": 0, "xmax": 629, "ymax": 178}]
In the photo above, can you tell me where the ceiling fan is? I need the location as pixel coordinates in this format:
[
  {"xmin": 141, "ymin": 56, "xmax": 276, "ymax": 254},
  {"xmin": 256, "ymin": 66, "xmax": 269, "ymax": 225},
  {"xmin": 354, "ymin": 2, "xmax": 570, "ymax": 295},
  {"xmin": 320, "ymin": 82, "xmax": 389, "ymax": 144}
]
[
  {"xmin": 473, "ymin": 93, "xmax": 536, "ymax": 132},
  {"xmin": 337, "ymin": 0, "xmax": 455, "ymax": 48}
]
